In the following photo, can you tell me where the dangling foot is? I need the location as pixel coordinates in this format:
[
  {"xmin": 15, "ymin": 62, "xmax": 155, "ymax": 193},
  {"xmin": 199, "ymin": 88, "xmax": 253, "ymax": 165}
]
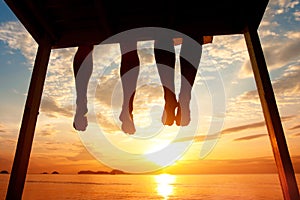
[
  {"xmin": 73, "ymin": 106, "xmax": 88, "ymax": 131},
  {"xmin": 175, "ymin": 100, "xmax": 191, "ymax": 126},
  {"xmin": 162, "ymin": 101, "xmax": 178, "ymax": 126},
  {"xmin": 119, "ymin": 109, "xmax": 135, "ymax": 134}
]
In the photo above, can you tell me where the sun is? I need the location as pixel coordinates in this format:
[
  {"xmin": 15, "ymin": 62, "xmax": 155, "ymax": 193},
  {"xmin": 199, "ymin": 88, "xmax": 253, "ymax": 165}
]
[{"xmin": 155, "ymin": 174, "xmax": 176, "ymax": 199}]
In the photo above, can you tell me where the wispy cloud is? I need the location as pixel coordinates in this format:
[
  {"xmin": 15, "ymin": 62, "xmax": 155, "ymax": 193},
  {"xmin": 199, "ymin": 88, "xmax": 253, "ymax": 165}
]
[
  {"xmin": 0, "ymin": 21, "xmax": 37, "ymax": 64},
  {"xmin": 294, "ymin": 132, "xmax": 300, "ymax": 137},
  {"xmin": 96, "ymin": 112, "xmax": 121, "ymax": 133},
  {"xmin": 239, "ymin": 40, "xmax": 300, "ymax": 79},
  {"xmin": 66, "ymin": 148, "xmax": 95, "ymax": 162},
  {"xmin": 37, "ymin": 123, "xmax": 58, "ymax": 137},
  {"xmin": 0, "ymin": 123, "xmax": 5, "ymax": 132},
  {"xmin": 201, "ymin": 35, "xmax": 248, "ymax": 71},
  {"xmin": 170, "ymin": 115, "xmax": 294, "ymax": 144},
  {"xmin": 172, "ymin": 134, "xmax": 219, "ymax": 143},
  {"xmin": 222, "ymin": 115, "xmax": 294, "ymax": 134},
  {"xmin": 234, "ymin": 134, "xmax": 267, "ymax": 141},
  {"xmin": 236, "ymin": 65, "xmax": 300, "ymax": 108},
  {"xmin": 289, "ymin": 124, "xmax": 300, "ymax": 130},
  {"xmin": 222, "ymin": 121, "xmax": 265, "ymax": 134},
  {"xmin": 40, "ymin": 96, "xmax": 73, "ymax": 118},
  {"xmin": 170, "ymin": 155, "xmax": 300, "ymax": 174}
]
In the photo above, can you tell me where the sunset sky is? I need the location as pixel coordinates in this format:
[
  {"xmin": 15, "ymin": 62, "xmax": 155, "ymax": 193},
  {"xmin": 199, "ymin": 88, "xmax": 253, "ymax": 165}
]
[{"xmin": 0, "ymin": 0, "xmax": 299, "ymax": 175}]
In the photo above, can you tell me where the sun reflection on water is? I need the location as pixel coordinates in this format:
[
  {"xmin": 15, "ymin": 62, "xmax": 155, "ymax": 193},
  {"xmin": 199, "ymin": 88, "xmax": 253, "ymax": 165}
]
[{"xmin": 155, "ymin": 174, "xmax": 176, "ymax": 199}]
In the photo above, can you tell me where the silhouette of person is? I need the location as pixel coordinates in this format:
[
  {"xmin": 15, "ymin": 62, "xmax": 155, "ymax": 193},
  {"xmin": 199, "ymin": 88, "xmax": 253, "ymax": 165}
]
[
  {"xmin": 72, "ymin": 43, "xmax": 139, "ymax": 132},
  {"xmin": 119, "ymin": 36, "xmax": 213, "ymax": 133},
  {"xmin": 72, "ymin": 43, "xmax": 140, "ymax": 133},
  {"xmin": 73, "ymin": 45, "xmax": 94, "ymax": 131},
  {"xmin": 72, "ymin": 36, "xmax": 213, "ymax": 133}
]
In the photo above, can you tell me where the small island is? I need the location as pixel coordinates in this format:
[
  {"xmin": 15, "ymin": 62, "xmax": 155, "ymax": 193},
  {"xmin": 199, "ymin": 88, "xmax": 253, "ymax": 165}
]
[
  {"xmin": 51, "ymin": 171, "xmax": 59, "ymax": 174},
  {"xmin": 78, "ymin": 169, "xmax": 127, "ymax": 175}
]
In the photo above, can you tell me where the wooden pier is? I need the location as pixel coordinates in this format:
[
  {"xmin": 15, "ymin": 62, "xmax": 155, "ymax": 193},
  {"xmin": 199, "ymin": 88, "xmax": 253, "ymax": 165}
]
[{"xmin": 3, "ymin": 0, "xmax": 299, "ymax": 199}]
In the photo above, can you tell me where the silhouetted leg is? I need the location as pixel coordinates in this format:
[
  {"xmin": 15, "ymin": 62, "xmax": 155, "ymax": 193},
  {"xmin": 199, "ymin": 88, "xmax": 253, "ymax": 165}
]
[
  {"xmin": 73, "ymin": 45, "xmax": 94, "ymax": 131},
  {"xmin": 154, "ymin": 40, "xmax": 177, "ymax": 125},
  {"xmin": 176, "ymin": 41, "xmax": 202, "ymax": 126},
  {"xmin": 119, "ymin": 48, "xmax": 140, "ymax": 134}
]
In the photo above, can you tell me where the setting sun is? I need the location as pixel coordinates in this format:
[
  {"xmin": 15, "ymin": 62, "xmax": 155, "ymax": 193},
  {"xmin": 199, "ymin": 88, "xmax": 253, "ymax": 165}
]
[{"xmin": 155, "ymin": 174, "xmax": 176, "ymax": 199}]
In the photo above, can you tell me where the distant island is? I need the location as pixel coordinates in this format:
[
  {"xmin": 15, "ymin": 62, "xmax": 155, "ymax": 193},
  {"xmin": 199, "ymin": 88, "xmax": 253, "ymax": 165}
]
[
  {"xmin": 40, "ymin": 171, "xmax": 59, "ymax": 174},
  {"xmin": 78, "ymin": 169, "xmax": 127, "ymax": 175},
  {"xmin": 0, "ymin": 170, "xmax": 9, "ymax": 174}
]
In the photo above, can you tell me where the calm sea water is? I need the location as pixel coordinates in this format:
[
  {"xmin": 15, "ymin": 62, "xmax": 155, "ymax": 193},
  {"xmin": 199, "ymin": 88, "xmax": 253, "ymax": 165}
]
[{"xmin": 1, "ymin": 174, "xmax": 299, "ymax": 199}]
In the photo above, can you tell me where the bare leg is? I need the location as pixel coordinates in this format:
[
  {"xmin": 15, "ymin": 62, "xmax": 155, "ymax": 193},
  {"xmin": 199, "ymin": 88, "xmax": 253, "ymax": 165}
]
[
  {"xmin": 154, "ymin": 40, "xmax": 177, "ymax": 126},
  {"xmin": 73, "ymin": 45, "xmax": 94, "ymax": 131},
  {"xmin": 176, "ymin": 40, "xmax": 202, "ymax": 126},
  {"xmin": 119, "ymin": 48, "xmax": 140, "ymax": 134}
]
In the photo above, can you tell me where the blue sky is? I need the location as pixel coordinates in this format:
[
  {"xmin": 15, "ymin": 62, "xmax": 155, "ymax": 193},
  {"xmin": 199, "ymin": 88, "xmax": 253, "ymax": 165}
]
[{"xmin": 0, "ymin": 0, "xmax": 299, "ymax": 174}]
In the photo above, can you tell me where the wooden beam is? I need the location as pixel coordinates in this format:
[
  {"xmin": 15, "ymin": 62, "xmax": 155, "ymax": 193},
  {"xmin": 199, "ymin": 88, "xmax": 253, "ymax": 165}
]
[
  {"xmin": 5, "ymin": 38, "xmax": 52, "ymax": 200},
  {"xmin": 25, "ymin": 0, "xmax": 58, "ymax": 42},
  {"xmin": 244, "ymin": 26, "xmax": 300, "ymax": 200}
]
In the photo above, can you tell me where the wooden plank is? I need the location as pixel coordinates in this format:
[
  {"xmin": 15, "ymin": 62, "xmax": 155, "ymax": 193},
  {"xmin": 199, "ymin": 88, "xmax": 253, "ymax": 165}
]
[
  {"xmin": 244, "ymin": 26, "xmax": 300, "ymax": 200},
  {"xmin": 5, "ymin": 0, "xmax": 269, "ymax": 49},
  {"xmin": 5, "ymin": 38, "xmax": 52, "ymax": 200},
  {"xmin": 25, "ymin": 0, "xmax": 58, "ymax": 41}
]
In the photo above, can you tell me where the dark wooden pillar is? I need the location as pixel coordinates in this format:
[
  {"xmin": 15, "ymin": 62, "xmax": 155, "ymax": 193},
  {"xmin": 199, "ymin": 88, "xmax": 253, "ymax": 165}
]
[
  {"xmin": 244, "ymin": 26, "xmax": 300, "ymax": 200},
  {"xmin": 6, "ymin": 39, "xmax": 52, "ymax": 200}
]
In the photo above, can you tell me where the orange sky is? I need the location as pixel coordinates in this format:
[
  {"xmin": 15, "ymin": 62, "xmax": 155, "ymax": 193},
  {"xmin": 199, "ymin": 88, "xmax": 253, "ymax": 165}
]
[{"xmin": 0, "ymin": 0, "xmax": 300, "ymax": 175}]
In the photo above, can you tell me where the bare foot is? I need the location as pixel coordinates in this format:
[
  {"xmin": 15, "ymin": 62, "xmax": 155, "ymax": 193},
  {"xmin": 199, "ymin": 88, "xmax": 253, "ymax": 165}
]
[
  {"xmin": 175, "ymin": 101, "xmax": 191, "ymax": 126},
  {"xmin": 119, "ymin": 109, "xmax": 135, "ymax": 134},
  {"xmin": 73, "ymin": 115, "xmax": 88, "ymax": 131},
  {"xmin": 73, "ymin": 106, "xmax": 88, "ymax": 131},
  {"xmin": 162, "ymin": 102, "xmax": 178, "ymax": 126}
]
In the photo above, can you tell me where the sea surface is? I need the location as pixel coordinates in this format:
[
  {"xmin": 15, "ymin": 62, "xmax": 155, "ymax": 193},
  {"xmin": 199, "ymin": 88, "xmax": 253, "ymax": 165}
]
[{"xmin": 1, "ymin": 174, "xmax": 299, "ymax": 199}]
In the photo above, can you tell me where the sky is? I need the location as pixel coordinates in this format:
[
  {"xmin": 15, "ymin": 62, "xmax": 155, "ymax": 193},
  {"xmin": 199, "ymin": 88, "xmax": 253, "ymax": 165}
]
[{"xmin": 0, "ymin": 0, "xmax": 299, "ymax": 175}]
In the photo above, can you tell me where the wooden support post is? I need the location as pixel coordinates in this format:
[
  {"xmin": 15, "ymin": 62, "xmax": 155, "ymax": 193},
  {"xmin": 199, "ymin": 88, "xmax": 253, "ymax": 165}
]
[
  {"xmin": 6, "ymin": 39, "xmax": 51, "ymax": 200},
  {"xmin": 244, "ymin": 26, "xmax": 300, "ymax": 200}
]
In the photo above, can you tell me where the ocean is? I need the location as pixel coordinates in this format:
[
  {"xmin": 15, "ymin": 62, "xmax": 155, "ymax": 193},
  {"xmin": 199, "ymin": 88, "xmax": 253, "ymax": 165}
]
[{"xmin": 1, "ymin": 174, "xmax": 299, "ymax": 199}]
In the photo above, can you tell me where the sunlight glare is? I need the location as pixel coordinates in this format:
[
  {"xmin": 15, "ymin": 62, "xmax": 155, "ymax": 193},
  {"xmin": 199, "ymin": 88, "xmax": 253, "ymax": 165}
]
[{"xmin": 155, "ymin": 174, "xmax": 176, "ymax": 199}]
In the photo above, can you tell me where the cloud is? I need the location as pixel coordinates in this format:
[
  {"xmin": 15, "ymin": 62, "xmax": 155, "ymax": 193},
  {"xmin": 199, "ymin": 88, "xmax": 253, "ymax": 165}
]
[
  {"xmin": 169, "ymin": 155, "xmax": 300, "ymax": 174},
  {"xmin": 40, "ymin": 96, "xmax": 73, "ymax": 118},
  {"xmin": 96, "ymin": 112, "xmax": 121, "ymax": 133},
  {"xmin": 294, "ymin": 133, "xmax": 300, "ymax": 137},
  {"xmin": 294, "ymin": 11, "xmax": 300, "ymax": 21},
  {"xmin": 222, "ymin": 115, "xmax": 294, "ymax": 134},
  {"xmin": 227, "ymin": 64, "xmax": 300, "ymax": 122},
  {"xmin": 236, "ymin": 65, "xmax": 300, "ymax": 108},
  {"xmin": 239, "ymin": 40, "xmax": 300, "ymax": 78},
  {"xmin": 169, "ymin": 115, "xmax": 294, "ymax": 144},
  {"xmin": 285, "ymin": 31, "xmax": 300, "ymax": 39},
  {"xmin": 234, "ymin": 134, "xmax": 267, "ymax": 141},
  {"xmin": 269, "ymin": 0, "xmax": 299, "ymax": 12},
  {"xmin": 289, "ymin": 125, "xmax": 300, "ymax": 130},
  {"xmin": 137, "ymin": 40, "xmax": 155, "ymax": 65},
  {"xmin": 0, "ymin": 21, "xmax": 37, "ymax": 64},
  {"xmin": 172, "ymin": 133, "xmax": 220, "ymax": 143},
  {"xmin": 238, "ymin": 0, "xmax": 300, "ymax": 79},
  {"xmin": 66, "ymin": 148, "xmax": 96, "ymax": 161},
  {"xmin": 0, "ymin": 124, "xmax": 5, "ymax": 133},
  {"xmin": 93, "ymin": 43, "xmax": 121, "ymax": 74},
  {"xmin": 94, "ymin": 68, "xmax": 120, "ymax": 107},
  {"xmin": 37, "ymin": 124, "xmax": 58, "ymax": 137},
  {"xmin": 272, "ymin": 65, "xmax": 300, "ymax": 104},
  {"xmin": 222, "ymin": 121, "xmax": 265, "ymax": 134},
  {"xmin": 0, "ymin": 21, "xmax": 78, "ymax": 107},
  {"xmin": 201, "ymin": 35, "xmax": 248, "ymax": 71}
]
